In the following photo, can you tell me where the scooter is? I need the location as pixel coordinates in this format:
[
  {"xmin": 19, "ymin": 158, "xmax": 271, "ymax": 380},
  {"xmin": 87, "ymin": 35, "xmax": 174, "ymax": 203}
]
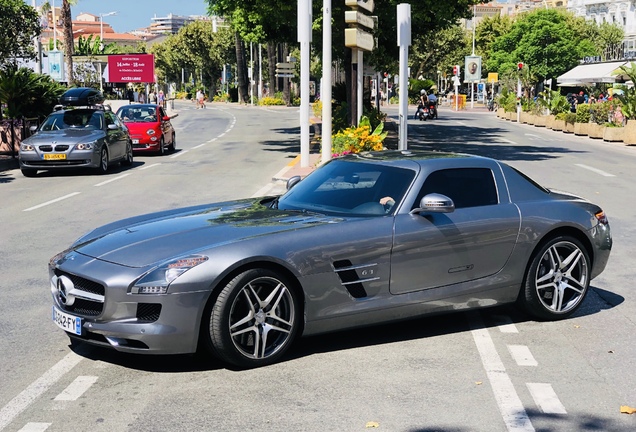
[{"xmin": 416, "ymin": 103, "xmax": 430, "ymax": 121}]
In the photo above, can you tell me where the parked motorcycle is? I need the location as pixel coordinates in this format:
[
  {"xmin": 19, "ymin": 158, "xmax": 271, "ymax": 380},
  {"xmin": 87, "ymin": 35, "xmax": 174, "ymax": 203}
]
[{"xmin": 487, "ymin": 98, "xmax": 495, "ymax": 111}]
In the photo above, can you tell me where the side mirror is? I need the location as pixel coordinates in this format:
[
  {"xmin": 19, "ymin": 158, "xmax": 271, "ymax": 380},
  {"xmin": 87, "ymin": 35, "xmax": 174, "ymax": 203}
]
[
  {"xmin": 107, "ymin": 124, "xmax": 119, "ymax": 130},
  {"xmin": 29, "ymin": 125, "xmax": 38, "ymax": 133},
  {"xmin": 286, "ymin": 175, "xmax": 302, "ymax": 191},
  {"xmin": 409, "ymin": 193, "xmax": 455, "ymax": 215},
  {"xmin": 162, "ymin": 116, "xmax": 170, "ymax": 121}
]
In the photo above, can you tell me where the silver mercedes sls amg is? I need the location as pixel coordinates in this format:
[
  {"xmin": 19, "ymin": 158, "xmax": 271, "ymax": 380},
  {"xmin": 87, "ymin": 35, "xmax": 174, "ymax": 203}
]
[{"xmin": 49, "ymin": 151, "xmax": 612, "ymax": 367}]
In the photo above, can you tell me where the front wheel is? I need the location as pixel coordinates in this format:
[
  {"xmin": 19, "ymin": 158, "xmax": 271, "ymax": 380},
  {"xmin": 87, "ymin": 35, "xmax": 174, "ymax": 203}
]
[
  {"xmin": 519, "ymin": 236, "xmax": 590, "ymax": 321},
  {"xmin": 204, "ymin": 269, "xmax": 300, "ymax": 368},
  {"xmin": 168, "ymin": 133, "xmax": 176, "ymax": 152},
  {"xmin": 158, "ymin": 137, "xmax": 165, "ymax": 156},
  {"xmin": 96, "ymin": 147, "xmax": 109, "ymax": 174},
  {"xmin": 121, "ymin": 141, "xmax": 133, "ymax": 167}
]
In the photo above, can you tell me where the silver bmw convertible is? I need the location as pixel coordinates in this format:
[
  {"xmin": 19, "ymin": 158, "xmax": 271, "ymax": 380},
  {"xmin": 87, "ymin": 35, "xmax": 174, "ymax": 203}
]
[{"xmin": 49, "ymin": 151, "xmax": 612, "ymax": 367}]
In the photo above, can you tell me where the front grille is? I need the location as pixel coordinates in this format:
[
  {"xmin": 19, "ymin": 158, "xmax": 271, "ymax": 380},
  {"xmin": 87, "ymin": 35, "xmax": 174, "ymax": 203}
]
[
  {"xmin": 136, "ymin": 303, "xmax": 162, "ymax": 322},
  {"xmin": 54, "ymin": 269, "xmax": 105, "ymax": 316},
  {"xmin": 55, "ymin": 269, "xmax": 105, "ymax": 296},
  {"xmin": 25, "ymin": 160, "xmax": 90, "ymax": 167},
  {"xmin": 55, "ymin": 145, "xmax": 69, "ymax": 151},
  {"xmin": 39, "ymin": 145, "xmax": 52, "ymax": 152}
]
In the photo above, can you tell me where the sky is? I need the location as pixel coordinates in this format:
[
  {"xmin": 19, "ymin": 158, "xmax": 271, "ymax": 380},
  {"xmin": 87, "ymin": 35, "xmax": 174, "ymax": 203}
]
[{"xmin": 27, "ymin": 0, "xmax": 209, "ymax": 33}]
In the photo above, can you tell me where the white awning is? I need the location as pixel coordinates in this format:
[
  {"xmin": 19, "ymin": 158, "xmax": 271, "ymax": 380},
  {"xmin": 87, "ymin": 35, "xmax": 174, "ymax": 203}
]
[{"xmin": 557, "ymin": 61, "xmax": 628, "ymax": 86}]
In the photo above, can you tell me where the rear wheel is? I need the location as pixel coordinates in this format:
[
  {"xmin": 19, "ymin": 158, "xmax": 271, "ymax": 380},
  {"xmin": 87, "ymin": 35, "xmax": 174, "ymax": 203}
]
[
  {"xmin": 121, "ymin": 141, "xmax": 133, "ymax": 166},
  {"xmin": 203, "ymin": 269, "xmax": 300, "ymax": 368},
  {"xmin": 97, "ymin": 147, "xmax": 109, "ymax": 174},
  {"xmin": 21, "ymin": 168, "xmax": 37, "ymax": 177},
  {"xmin": 520, "ymin": 235, "xmax": 590, "ymax": 320},
  {"xmin": 168, "ymin": 133, "xmax": 176, "ymax": 152},
  {"xmin": 158, "ymin": 137, "xmax": 165, "ymax": 156}
]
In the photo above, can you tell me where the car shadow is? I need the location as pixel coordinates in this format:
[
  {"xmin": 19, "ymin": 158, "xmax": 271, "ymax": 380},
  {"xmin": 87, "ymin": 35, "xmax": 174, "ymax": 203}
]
[
  {"xmin": 70, "ymin": 285, "xmax": 621, "ymax": 373},
  {"xmin": 18, "ymin": 161, "xmax": 144, "ymax": 178}
]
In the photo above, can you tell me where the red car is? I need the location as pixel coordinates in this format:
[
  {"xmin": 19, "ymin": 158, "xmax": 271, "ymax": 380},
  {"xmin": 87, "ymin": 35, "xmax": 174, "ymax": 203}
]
[{"xmin": 116, "ymin": 104, "xmax": 177, "ymax": 155}]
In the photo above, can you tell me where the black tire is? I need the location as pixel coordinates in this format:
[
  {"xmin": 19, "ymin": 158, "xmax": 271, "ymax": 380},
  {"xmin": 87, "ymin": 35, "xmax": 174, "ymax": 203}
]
[
  {"xmin": 121, "ymin": 141, "xmax": 133, "ymax": 166},
  {"xmin": 519, "ymin": 235, "xmax": 590, "ymax": 321},
  {"xmin": 158, "ymin": 137, "xmax": 165, "ymax": 156},
  {"xmin": 21, "ymin": 168, "xmax": 37, "ymax": 177},
  {"xmin": 97, "ymin": 147, "xmax": 109, "ymax": 174},
  {"xmin": 203, "ymin": 268, "xmax": 300, "ymax": 368},
  {"xmin": 168, "ymin": 133, "xmax": 176, "ymax": 152}
]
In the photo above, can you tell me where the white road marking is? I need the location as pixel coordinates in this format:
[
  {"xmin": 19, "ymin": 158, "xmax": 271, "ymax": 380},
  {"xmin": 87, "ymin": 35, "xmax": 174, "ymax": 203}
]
[
  {"xmin": 207, "ymin": 138, "xmax": 217, "ymax": 143},
  {"xmin": 0, "ymin": 352, "xmax": 82, "ymax": 431},
  {"xmin": 54, "ymin": 376, "xmax": 98, "ymax": 401},
  {"xmin": 218, "ymin": 132, "xmax": 226, "ymax": 138},
  {"xmin": 575, "ymin": 164, "xmax": 615, "ymax": 177},
  {"xmin": 469, "ymin": 312, "xmax": 535, "ymax": 432},
  {"xmin": 501, "ymin": 138, "xmax": 518, "ymax": 145},
  {"xmin": 94, "ymin": 174, "xmax": 131, "ymax": 187},
  {"xmin": 23, "ymin": 192, "xmax": 81, "ymax": 212},
  {"xmin": 139, "ymin": 163, "xmax": 161, "ymax": 170},
  {"xmin": 526, "ymin": 383, "xmax": 567, "ymax": 414},
  {"xmin": 455, "ymin": 121, "xmax": 468, "ymax": 126},
  {"xmin": 493, "ymin": 315, "xmax": 519, "ymax": 333},
  {"xmin": 170, "ymin": 150, "xmax": 188, "ymax": 158},
  {"xmin": 507, "ymin": 345, "xmax": 538, "ymax": 367},
  {"xmin": 524, "ymin": 133, "xmax": 541, "ymax": 138},
  {"xmin": 17, "ymin": 423, "xmax": 51, "ymax": 432},
  {"xmin": 192, "ymin": 143, "xmax": 206, "ymax": 149}
]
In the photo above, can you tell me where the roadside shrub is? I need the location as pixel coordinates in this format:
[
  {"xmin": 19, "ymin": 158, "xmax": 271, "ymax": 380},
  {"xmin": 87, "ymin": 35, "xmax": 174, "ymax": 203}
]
[
  {"xmin": 213, "ymin": 93, "xmax": 230, "ymax": 102},
  {"xmin": 576, "ymin": 103, "xmax": 590, "ymax": 123},
  {"xmin": 331, "ymin": 115, "xmax": 387, "ymax": 157},
  {"xmin": 312, "ymin": 100, "xmax": 322, "ymax": 118},
  {"xmin": 362, "ymin": 108, "xmax": 387, "ymax": 131},
  {"xmin": 589, "ymin": 101, "xmax": 611, "ymax": 125},
  {"xmin": 563, "ymin": 112, "xmax": 576, "ymax": 124},
  {"xmin": 259, "ymin": 96, "xmax": 285, "ymax": 106}
]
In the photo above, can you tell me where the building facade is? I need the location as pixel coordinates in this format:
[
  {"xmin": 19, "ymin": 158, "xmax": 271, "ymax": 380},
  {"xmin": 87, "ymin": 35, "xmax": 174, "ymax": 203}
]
[{"xmin": 568, "ymin": 1, "xmax": 636, "ymax": 54}]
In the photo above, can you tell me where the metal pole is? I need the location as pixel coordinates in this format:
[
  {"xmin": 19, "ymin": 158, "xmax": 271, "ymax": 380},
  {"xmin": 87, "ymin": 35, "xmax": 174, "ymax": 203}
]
[
  {"xmin": 250, "ymin": 42, "xmax": 254, "ymax": 106},
  {"xmin": 321, "ymin": 0, "xmax": 332, "ymax": 164},
  {"xmin": 258, "ymin": 44, "xmax": 263, "ymax": 100},
  {"xmin": 397, "ymin": 4, "xmax": 411, "ymax": 151},
  {"xmin": 52, "ymin": 0, "xmax": 57, "ymax": 50},
  {"xmin": 298, "ymin": 0, "xmax": 311, "ymax": 167},
  {"xmin": 357, "ymin": 50, "xmax": 363, "ymax": 123}
]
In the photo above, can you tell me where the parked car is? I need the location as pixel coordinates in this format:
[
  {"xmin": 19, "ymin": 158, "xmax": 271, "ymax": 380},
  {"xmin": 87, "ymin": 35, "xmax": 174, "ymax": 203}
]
[
  {"xmin": 115, "ymin": 104, "xmax": 177, "ymax": 155},
  {"xmin": 49, "ymin": 151, "xmax": 612, "ymax": 368},
  {"xmin": 19, "ymin": 88, "xmax": 133, "ymax": 177}
]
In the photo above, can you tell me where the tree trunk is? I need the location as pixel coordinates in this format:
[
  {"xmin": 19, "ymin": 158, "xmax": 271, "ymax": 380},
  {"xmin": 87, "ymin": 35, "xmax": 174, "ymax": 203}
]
[
  {"xmin": 234, "ymin": 33, "xmax": 248, "ymax": 103},
  {"xmin": 267, "ymin": 43, "xmax": 276, "ymax": 96},
  {"xmin": 61, "ymin": 0, "xmax": 75, "ymax": 86}
]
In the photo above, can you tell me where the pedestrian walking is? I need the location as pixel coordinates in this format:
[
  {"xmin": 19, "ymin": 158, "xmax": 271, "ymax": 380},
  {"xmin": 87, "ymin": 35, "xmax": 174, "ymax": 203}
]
[{"xmin": 158, "ymin": 90, "xmax": 165, "ymax": 109}]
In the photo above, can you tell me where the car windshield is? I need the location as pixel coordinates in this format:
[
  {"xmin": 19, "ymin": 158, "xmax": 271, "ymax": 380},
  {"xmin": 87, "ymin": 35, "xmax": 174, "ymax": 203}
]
[
  {"xmin": 117, "ymin": 106, "xmax": 157, "ymax": 123},
  {"xmin": 277, "ymin": 159, "xmax": 416, "ymax": 216},
  {"xmin": 40, "ymin": 109, "xmax": 103, "ymax": 131}
]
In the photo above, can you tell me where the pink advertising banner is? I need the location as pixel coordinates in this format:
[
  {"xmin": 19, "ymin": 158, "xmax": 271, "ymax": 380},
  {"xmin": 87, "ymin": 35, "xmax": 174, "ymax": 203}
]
[{"xmin": 108, "ymin": 54, "xmax": 155, "ymax": 83}]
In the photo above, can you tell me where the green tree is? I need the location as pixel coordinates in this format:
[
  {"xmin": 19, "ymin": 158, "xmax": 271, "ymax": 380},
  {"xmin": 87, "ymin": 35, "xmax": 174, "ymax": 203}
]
[
  {"xmin": 61, "ymin": 0, "xmax": 79, "ymax": 85},
  {"xmin": 0, "ymin": 0, "xmax": 41, "ymax": 66},
  {"xmin": 0, "ymin": 64, "xmax": 66, "ymax": 120},
  {"xmin": 75, "ymin": 34, "xmax": 117, "ymax": 56},
  {"xmin": 596, "ymin": 22, "xmax": 624, "ymax": 60}
]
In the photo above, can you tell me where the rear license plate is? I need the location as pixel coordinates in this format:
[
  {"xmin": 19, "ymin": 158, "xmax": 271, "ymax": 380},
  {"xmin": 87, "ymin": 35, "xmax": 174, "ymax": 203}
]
[
  {"xmin": 44, "ymin": 153, "xmax": 66, "ymax": 160},
  {"xmin": 52, "ymin": 306, "xmax": 82, "ymax": 335},
  {"xmin": 132, "ymin": 139, "xmax": 139, "ymax": 144}
]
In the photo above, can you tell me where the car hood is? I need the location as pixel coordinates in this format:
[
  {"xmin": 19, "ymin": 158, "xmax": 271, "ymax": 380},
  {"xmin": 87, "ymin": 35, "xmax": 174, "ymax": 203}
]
[
  {"xmin": 123, "ymin": 121, "xmax": 158, "ymax": 132},
  {"xmin": 73, "ymin": 198, "xmax": 342, "ymax": 268},
  {"xmin": 24, "ymin": 129, "xmax": 105, "ymax": 146}
]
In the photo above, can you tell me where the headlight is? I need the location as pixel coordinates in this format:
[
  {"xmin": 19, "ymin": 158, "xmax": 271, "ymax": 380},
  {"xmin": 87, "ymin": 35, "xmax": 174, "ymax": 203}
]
[
  {"xmin": 130, "ymin": 255, "xmax": 208, "ymax": 295},
  {"xmin": 20, "ymin": 143, "xmax": 35, "ymax": 151},
  {"xmin": 146, "ymin": 129, "xmax": 156, "ymax": 136},
  {"xmin": 75, "ymin": 141, "xmax": 96, "ymax": 150}
]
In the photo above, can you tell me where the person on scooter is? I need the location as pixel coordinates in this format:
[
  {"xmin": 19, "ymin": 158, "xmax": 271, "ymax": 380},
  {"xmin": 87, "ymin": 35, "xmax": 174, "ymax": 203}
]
[
  {"xmin": 415, "ymin": 89, "xmax": 428, "ymax": 119},
  {"xmin": 427, "ymin": 91, "xmax": 438, "ymax": 119}
]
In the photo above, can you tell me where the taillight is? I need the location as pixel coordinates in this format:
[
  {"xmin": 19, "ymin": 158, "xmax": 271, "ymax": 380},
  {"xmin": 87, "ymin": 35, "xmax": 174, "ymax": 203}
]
[{"xmin": 595, "ymin": 210, "xmax": 608, "ymax": 225}]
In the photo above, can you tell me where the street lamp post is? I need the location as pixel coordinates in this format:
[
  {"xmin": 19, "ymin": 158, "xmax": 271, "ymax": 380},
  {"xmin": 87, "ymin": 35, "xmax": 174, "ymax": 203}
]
[{"xmin": 98, "ymin": 11, "xmax": 117, "ymax": 92}]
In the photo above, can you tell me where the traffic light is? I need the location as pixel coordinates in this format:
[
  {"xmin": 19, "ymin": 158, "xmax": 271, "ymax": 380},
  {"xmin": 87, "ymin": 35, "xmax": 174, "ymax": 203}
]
[
  {"xmin": 453, "ymin": 65, "xmax": 460, "ymax": 76},
  {"xmin": 517, "ymin": 62, "xmax": 524, "ymax": 71}
]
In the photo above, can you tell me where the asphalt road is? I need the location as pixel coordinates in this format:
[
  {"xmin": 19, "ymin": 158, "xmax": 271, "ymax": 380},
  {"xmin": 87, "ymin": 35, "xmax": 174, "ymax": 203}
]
[{"xmin": 0, "ymin": 102, "xmax": 634, "ymax": 432}]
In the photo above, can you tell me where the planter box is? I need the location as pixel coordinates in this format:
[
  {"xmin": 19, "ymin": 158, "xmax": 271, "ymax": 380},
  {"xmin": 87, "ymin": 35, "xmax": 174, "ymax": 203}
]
[
  {"xmin": 509, "ymin": 111, "xmax": 518, "ymax": 122},
  {"xmin": 534, "ymin": 115, "xmax": 546, "ymax": 127},
  {"xmin": 526, "ymin": 114, "xmax": 537, "ymax": 125},
  {"xmin": 588, "ymin": 123, "xmax": 606, "ymax": 139},
  {"xmin": 574, "ymin": 122, "xmax": 589, "ymax": 136},
  {"xmin": 623, "ymin": 120, "xmax": 636, "ymax": 145},
  {"xmin": 545, "ymin": 115, "xmax": 556, "ymax": 129},
  {"xmin": 497, "ymin": 108, "xmax": 505, "ymax": 118},
  {"xmin": 552, "ymin": 119, "xmax": 565, "ymax": 131},
  {"xmin": 563, "ymin": 122, "xmax": 575, "ymax": 134},
  {"xmin": 520, "ymin": 112, "xmax": 530, "ymax": 124},
  {"xmin": 603, "ymin": 126, "xmax": 625, "ymax": 142}
]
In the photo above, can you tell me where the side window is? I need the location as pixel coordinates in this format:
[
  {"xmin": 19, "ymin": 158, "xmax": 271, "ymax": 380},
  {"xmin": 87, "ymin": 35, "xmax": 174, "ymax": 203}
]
[
  {"xmin": 105, "ymin": 112, "xmax": 115, "ymax": 126},
  {"xmin": 159, "ymin": 107, "xmax": 167, "ymax": 118},
  {"xmin": 416, "ymin": 168, "xmax": 498, "ymax": 209}
]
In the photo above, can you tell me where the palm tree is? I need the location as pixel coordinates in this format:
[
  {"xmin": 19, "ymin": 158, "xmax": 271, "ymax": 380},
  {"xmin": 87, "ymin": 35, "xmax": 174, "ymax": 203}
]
[{"xmin": 61, "ymin": 0, "xmax": 78, "ymax": 86}]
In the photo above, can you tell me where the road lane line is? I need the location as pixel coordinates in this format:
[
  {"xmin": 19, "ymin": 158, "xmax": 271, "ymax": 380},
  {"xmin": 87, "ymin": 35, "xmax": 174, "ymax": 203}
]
[
  {"xmin": 468, "ymin": 312, "xmax": 535, "ymax": 432},
  {"xmin": 575, "ymin": 164, "xmax": 615, "ymax": 177},
  {"xmin": 507, "ymin": 345, "xmax": 538, "ymax": 367},
  {"xmin": 454, "ymin": 121, "xmax": 468, "ymax": 126},
  {"xmin": 17, "ymin": 423, "xmax": 51, "ymax": 432},
  {"xmin": 218, "ymin": 132, "xmax": 226, "ymax": 138},
  {"xmin": 526, "ymin": 383, "xmax": 567, "ymax": 414},
  {"xmin": 54, "ymin": 376, "xmax": 98, "ymax": 401},
  {"xmin": 524, "ymin": 133, "xmax": 541, "ymax": 138},
  {"xmin": 0, "ymin": 352, "xmax": 82, "ymax": 431},
  {"xmin": 192, "ymin": 143, "xmax": 206, "ymax": 149},
  {"xmin": 501, "ymin": 139, "xmax": 518, "ymax": 145},
  {"xmin": 207, "ymin": 138, "xmax": 217, "ymax": 143},
  {"xmin": 493, "ymin": 315, "xmax": 519, "ymax": 333},
  {"xmin": 23, "ymin": 192, "xmax": 81, "ymax": 212},
  {"xmin": 139, "ymin": 163, "xmax": 161, "ymax": 170},
  {"xmin": 94, "ymin": 174, "xmax": 131, "ymax": 187},
  {"xmin": 170, "ymin": 150, "xmax": 188, "ymax": 158}
]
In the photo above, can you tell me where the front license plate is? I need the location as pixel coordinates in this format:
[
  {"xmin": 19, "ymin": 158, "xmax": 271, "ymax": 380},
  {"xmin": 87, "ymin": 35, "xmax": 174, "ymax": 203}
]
[
  {"xmin": 52, "ymin": 306, "xmax": 82, "ymax": 335},
  {"xmin": 44, "ymin": 153, "xmax": 66, "ymax": 160},
  {"xmin": 132, "ymin": 139, "xmax": 139, "ymax": 144}
]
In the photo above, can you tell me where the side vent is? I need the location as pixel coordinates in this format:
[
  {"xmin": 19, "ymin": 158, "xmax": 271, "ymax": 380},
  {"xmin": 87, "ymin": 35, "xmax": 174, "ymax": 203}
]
[
  {"xmin": 136, "ymin": 303, "xmax": 162, "ymax": 322},
  {"xmin": 333, "ymin": 260, "xmax": 380, "ymax": 299}
]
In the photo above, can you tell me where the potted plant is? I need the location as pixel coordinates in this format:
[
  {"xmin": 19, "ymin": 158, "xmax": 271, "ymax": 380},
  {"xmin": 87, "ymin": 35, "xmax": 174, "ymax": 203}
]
[
  {"xmin": 562, "ymin": 112, "xmax": 576, "ymax": 133},
  {"xmin": 613, "ymin": 62, "xmax": 636, "ymax": 144},
  {"xmin": 574, "ymin": 104, "xmax": 591, "ymax": 136}
]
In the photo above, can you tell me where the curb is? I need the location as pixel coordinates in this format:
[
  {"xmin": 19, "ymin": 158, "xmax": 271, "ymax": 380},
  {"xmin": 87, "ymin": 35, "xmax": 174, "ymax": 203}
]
[{"xmin": 0, "ymin": 156, "xmax": 18, "ymax": 172}]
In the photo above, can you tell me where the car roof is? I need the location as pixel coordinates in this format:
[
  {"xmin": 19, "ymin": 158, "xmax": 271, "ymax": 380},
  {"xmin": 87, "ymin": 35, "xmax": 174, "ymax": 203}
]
[{"xmin": 338, "ymin": 150, "xmax": 491, "ymax": 169}]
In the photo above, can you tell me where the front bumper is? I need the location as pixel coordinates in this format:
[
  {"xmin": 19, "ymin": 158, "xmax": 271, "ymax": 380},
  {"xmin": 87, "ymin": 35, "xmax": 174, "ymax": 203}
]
[
  {"xmin": 130, "ymin": 134, "xmax": 161, "ymax": 152},
  {"xmin": 20, "ymin": 150, "xmax": 101, "ymax": 170},
  {"xmin": 50, "ymin": 253, "xmax": 211, "ymax": 355},
  {"xmin": 589, "ymin": 222, "xmax": 612, "ymax": 280}
]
